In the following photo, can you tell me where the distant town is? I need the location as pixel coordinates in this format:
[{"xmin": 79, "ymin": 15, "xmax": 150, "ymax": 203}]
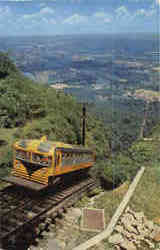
[{"xmin": 0, "ymin": 34, "xmax": 159, "ymax": 103}]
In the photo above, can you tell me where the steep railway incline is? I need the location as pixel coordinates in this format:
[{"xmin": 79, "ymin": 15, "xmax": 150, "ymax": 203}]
[{"xmin": 0, "ymin": 176, "xmax": 97, "ymax": 250}]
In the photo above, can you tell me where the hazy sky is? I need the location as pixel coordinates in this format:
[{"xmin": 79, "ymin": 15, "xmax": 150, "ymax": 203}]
[{"xmin": 0, "ymin": 0, "xmax": 159, "ymax": 36}]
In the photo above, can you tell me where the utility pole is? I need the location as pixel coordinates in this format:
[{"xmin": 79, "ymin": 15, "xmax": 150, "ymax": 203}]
[
  {"xmin": 139, "ymin": 101, "xmax": 149, "ymax": 139},
  {"xmin": 82, "ymin": 103, "xmax": 86, "ymax": 146}
]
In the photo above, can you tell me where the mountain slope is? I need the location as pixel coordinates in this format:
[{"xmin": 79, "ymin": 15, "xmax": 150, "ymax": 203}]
[{"xmin": 0, "ymin": 52, "xmax": 109, "ymax": 177}]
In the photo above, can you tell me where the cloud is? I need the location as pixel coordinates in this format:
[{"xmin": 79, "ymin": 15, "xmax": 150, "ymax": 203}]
[
  {"xmin": 63, "ymin": 14, "xmax": 88, "ymax": 24},
  {"xmin": 115, "ymin": 6, "xmax": 130, "ymax": 18},
  {"xmin": 22, "ymin": 7, "xmax": 55, "ymax": 21},
  {"xmin": 0, "ymin": 0, "xmax": 157, "ymax": 35},
  {"xmin": 0, "ymin": 6, "xmax": 11, "ymax": 15},
  {"xmin": 93, "ymin": 11, "xmax": 112, "ymax": 24},
  {"xmin": 135, "ymin": 8, "xmax": 155, "ymax": 17},
  {"xmin": 5, "ymin": 0, "xmax": 32, "ymax": 2},
  {"xmin": 0, "ymin": 6, "xmax": 13, "ymax": 21},
  {"xmin": 40, "ymin": 7, "xmax": 54, "ymax": 14},
  {"xmin": 128, "ymin": 0, "xmax": 152, "ymax": 1},
  {"xmin": 39, "ymin": 3, "xmax": 46, "ymax": 7},
  {"xmin": 49, "ymin": 18, "xmax": 56, "ymax": 24},
  {"xmin": 94, "ymin": 12, "xmax": 106, "ymax": 18},
  {"xmin": 15, "ymin": 6, "xmax": 56, "ymax": 32},
  {"xmin": 104, "ymin": 18, "xmax": 111, "ymax": 23}
]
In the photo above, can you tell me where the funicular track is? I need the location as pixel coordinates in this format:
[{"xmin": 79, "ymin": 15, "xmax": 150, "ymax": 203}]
[{"xmin": 0, "ymin": 174, "xmax": 97, "ymax": 249}]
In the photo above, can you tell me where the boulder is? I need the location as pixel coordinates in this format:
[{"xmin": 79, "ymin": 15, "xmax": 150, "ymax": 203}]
[
  {"xmin": 154, "ymin": 232, "xmax": 160, "ymax": 242},
  {"xmin": 125, "ymin": 224, "xmax": 138, "ymax": 234},
  {"xmin": 151, "ymin": 224, "xmax": 160, "ymax": 241},
  {"xmin": 134, "ymin": 211, "xmax": 145, "ymax": 223},
  {"xmin": 153, "ymin": 217, "xmax": 160, "ymax": 225},
  {"xmin": 115, "ymin": 225, "xmax": 124, "ymax": 234},
  {"xmin": 121, "ymin": 213, "xmax": 136, "ymax": 226},
  {"xmin": 67, "ymin": 208, "xmax": 82, "ymax": 220},
  {"xmin": 47, "ymin": 239, "xmax": 62, "ymax": 250},
  {"xmin": 144, "ymin": 238, "xmax": 155, "ymax": 248},
  {"xmin": 120, "ymin": 238, "xmax": 137, "ymax": 250},
  {"xmin": 108, "ymin": 233, "xmax": 124, "ymax": 244},
  {"xmin": 145, "ymin": 220, "xmax": 154, "ymax": 231}
]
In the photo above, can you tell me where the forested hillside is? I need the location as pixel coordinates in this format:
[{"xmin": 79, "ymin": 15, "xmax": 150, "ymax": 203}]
[
  {"xmin": 0, "ymin": 52, "xmax": 160, "ymax": 188},
  {"xmin": 0, "ymin": 52, "xmax": 109, "ymax": 178}
]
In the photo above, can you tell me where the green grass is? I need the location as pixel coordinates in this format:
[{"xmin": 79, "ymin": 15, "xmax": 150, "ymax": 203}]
[
  {"xmin": 0, "ymin": 127, "xmax": 17, "ymax": 143},
  {"xmin": 94, "ymin": 182, "xmax": 129, "ymax": 226},
  {"xmin": 129, "ymin": 166, "xmax": 160, "ymax": 222},
  {"xmin": 0, "ymin": 127, "xmax": 17, "ymax": 178},
  {"xmin": 74, "ymin": 183, "xmax": 129, "ymax": 250}
]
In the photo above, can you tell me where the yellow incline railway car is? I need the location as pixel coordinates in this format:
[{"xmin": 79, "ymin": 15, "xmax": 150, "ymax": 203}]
[{"xmin": 3, "ymin": 136, "xmax": 95, "ymax": 190}]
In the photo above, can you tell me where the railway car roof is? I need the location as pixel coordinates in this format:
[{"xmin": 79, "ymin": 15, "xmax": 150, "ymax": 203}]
[{"xmin": 14, "ymin": 139, "xmax": 73, "ymax": 154}]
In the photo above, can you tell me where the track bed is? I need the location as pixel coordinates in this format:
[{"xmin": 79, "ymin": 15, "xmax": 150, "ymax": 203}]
[{"xmin": 0, "ymin": 174, "xmax": 97, "ymax": 250}]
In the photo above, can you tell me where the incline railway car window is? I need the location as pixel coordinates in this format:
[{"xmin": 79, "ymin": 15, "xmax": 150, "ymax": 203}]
[
  {"xmin": 61, "ymin": 151, "xmax": 94, "ymax": 167},
  {"xmin": 38, "ymin": 142, "xmax": 52, "ymax": 153},
  {"xmin": 32, "ymin": 153, "xmax": 52, "ymax": 166},
  {"xmin": 18, "ymin": 140, "xmax": 29, "ymax": 149},
  {"xmin": 15, "ymin": 150, "xmax": 29, "ymax": 161},
  {"xmin": 67, "ymin": 153, "xmax": 73, "ymax": 165},
  {"xmin": 61, "ymin": 153, "xmax": 70, "ymax": 166}
]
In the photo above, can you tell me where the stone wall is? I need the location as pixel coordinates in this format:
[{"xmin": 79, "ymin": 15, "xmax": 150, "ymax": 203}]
[{"xmin": 108, "ymin": 206, "xmax": 160, "ymax": 250}]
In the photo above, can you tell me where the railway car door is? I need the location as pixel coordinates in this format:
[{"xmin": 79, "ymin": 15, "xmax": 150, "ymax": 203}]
[{"xmin": 55, "ymin": 149, "xmax": 61, "ymax": 175}]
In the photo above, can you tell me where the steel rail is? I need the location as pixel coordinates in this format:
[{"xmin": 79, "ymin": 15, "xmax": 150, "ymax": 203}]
[{"xmin": 0, "ymin": 176, "xmax": 97, "ymax": 249}]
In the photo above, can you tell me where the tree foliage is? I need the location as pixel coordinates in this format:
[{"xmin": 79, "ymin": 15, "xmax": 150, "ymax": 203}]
[
  {"xmin": 0, "ymin": 52, "xmax": 18, "ymax": 79},
  {"xmin": 0, "ymin": 52, "xmax": 110, "ymax": 179},
  {"xmin": 1, "ymin": 52, "xmax": 159, "ymax": 187}
]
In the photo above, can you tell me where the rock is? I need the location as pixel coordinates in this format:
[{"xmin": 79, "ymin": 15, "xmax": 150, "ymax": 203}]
[
  {"xmin": 132, "ymin": 238, "xmax": 141, "ymax": 246},
  {"xmin": 47, "ymin": 239, "xmax": 61, "ymax": 250},
  {"xmin": 73, "ymin": 224, "xmax": 80, "ymax": 230},
  {"xmin": 64, "ymin": 238, "xmax": 77, "ymax": 250},
  {"xmin": 57, "ymin": 240, "xmax": 66, "ymax": 249},
  {"xmin": 120, "ymin": 238, "xmax": 137, "ymax": 250},
  {"xmin": 72, "ymin": 208, "xmax": 82, "ymax": 218},
  {"xmin": 27, "ymin": 212, "xmax": 36, "ymax": 219},
  {"xmin": 55, "ymin": 218, "xmax": 64, "ymax": 227},
  {"xmin": 108, "ymin": 233, "xmax": 124, "ymax": 244},
  {"xmin": 45, "ymin": 217, "xmax": 52, "ymax": 223},
  {"xmin": 154, "ymin": 232, "xmax": 160, "ymax": 242},
  {"xmin": 153, "ymin": 217, "xmax": 160, "ymax": 225},
  {"xmin": 39, "ymin": 223, "xmax": 46, "ymax": 231},
  {"xmin": 41, "ymin": 231, "xmax": 49, "ymax": 237},
  {"xmin": 35, "ymin": 238, "xmax": 40, "ymax": 243},
  {"xmin": 144, "ymin": 238, "xmax": 155, "ymax": 248},
  {"xmin": 125, "ymin": 224, "xmax": 138, "ymax": 234},
  {"xmin": 115, "ymin": 225, "xmax": 124, "ymax": 234},
  {"xmin": 145, "ymin": 220, "xmax": 154, "ymax": 231},
  {"xmin": 122, "ymin": 230, "xmax": 134, "ymax": 240},
  {"xmin": 137, "ymin": 225, "xmax": 150, "ymax": 238},
  {"xmin": 125, "ymin": 207, "xmax": 137, "ymax": 218},
  {"xmin": 134, "ymin": 211, "xmax": 145, "ymax": 223},
  {"xmin": 151, "ymin": 224, "xmax": 160, "ymax": 241},
  {"xmin": 120, "ymin": 214, "xmax": 137, "ymax": 227},
  {"xmin": 49, "ymin": 223, "xmax": 56, "ymax": 230},
  {"xmin": 28, "ymin": 246, "xmax": 37, "ymax": 250},
  {"xmin": 125, "ymin": 206, "xmax": 130, "ymax": 213},
  {"xmin": 115, "ymin": 246, "xmax": 121, "ymax": 250},
  {"xmin": 66, "ymin": 208, "xmax": 82, "ymax": 222},
  {"xmin": 136, "ymin": 224, "xmax": 145, "ymax": 234},
  {"xmin": 48, "ymin": 232, "xmax": 55, "ymax": 238}
]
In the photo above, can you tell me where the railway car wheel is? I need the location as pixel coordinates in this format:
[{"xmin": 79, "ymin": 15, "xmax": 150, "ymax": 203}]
[
  {"xmin": 48, "ymin": 176, "xmax": 55, "ymax": 185},
  {"xmin": 5, "ymin": 235, "xmax": 16, "ymax": 250},
  {"xmin": 48, "ymin": 176, "xmax": 60, "ymax": 186}
]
